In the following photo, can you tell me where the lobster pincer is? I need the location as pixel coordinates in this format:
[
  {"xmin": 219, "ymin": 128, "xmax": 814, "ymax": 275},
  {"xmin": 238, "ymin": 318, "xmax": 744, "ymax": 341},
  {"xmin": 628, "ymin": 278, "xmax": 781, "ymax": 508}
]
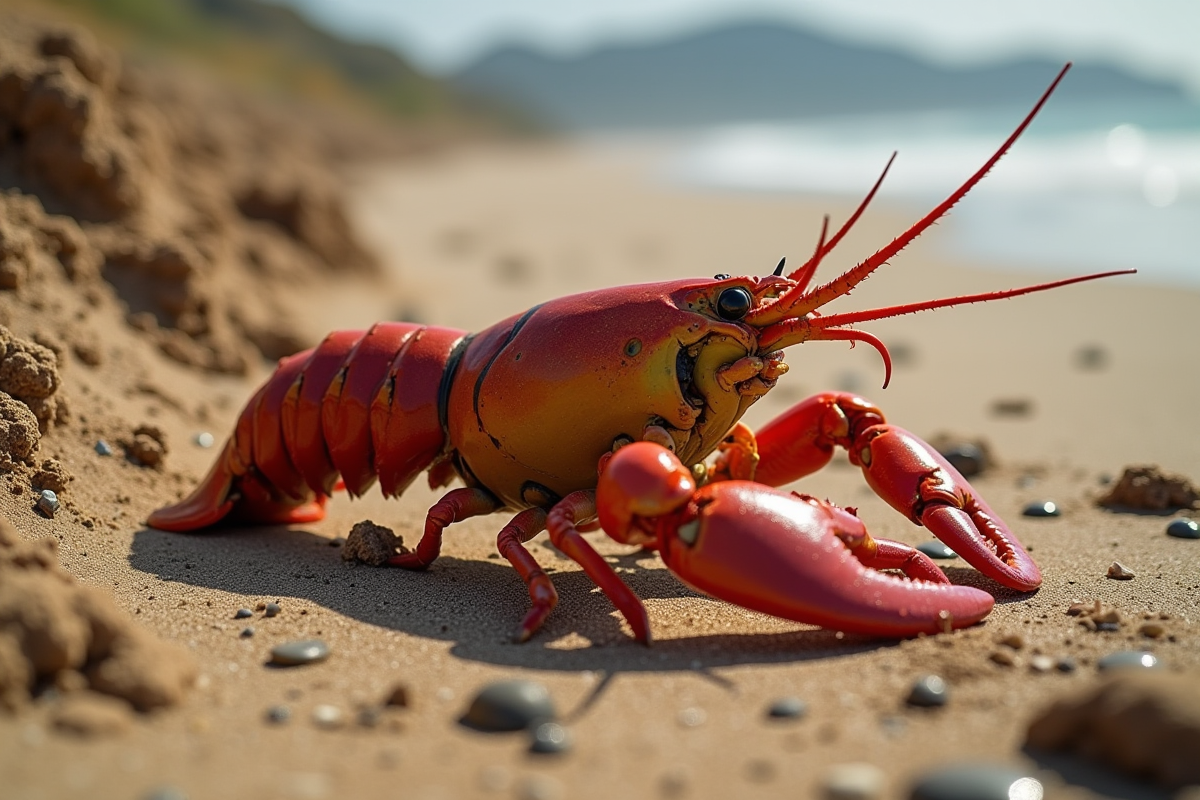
[{"xmin": 592, "ymin": 442, "xmax": 995, "ymax": 638}]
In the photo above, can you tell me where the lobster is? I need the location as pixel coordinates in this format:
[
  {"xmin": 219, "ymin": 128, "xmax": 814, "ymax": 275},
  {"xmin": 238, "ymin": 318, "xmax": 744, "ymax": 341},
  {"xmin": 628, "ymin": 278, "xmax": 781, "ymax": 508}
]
[{"xmin": 149, "ymin": 64, "xmax": 1132, "ymax": 642}]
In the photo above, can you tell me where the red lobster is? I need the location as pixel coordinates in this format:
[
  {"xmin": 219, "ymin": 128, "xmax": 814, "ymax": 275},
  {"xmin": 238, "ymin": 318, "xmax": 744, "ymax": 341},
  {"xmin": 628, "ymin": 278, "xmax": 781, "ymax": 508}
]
[{"xmin": 150, "ymin": 65, "xmax": 1131, "ymax": 641}]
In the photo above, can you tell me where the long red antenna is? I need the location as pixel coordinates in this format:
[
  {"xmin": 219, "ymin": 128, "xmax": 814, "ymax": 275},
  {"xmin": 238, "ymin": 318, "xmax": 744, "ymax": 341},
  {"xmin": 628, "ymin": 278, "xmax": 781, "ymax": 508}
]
[
  {"xmin": 787, "ymin": 152, "xmax": 897, "ymax": 293},
  {"xmin": 748, "ymin": 63, "xmax": 1073, "ymax": 326}
]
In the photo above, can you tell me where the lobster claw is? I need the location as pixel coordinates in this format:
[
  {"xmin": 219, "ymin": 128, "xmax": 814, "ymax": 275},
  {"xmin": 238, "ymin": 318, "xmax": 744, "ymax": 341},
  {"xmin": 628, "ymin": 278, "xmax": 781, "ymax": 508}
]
[
  {"xmin": 853, "ymin": 425, "xmax": 1042, "ymax": 592},
  {"xmin": 599, "ymin": 443, "xmax": 995, "ymax": 638}
]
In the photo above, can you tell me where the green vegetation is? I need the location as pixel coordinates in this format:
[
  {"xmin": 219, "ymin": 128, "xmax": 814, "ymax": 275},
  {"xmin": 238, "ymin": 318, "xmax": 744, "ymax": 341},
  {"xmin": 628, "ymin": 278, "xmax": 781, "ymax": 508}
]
[{"xmin": 34, "ymin": 0, "xmax": 509, "ymax": 124}]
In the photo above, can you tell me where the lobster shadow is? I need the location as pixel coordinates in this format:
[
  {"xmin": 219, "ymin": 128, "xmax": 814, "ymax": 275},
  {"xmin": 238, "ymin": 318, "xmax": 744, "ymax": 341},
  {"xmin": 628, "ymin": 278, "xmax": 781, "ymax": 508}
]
[{"xmin": 127, "ymin": 524, "xmax": 1020, "ymax": 673}]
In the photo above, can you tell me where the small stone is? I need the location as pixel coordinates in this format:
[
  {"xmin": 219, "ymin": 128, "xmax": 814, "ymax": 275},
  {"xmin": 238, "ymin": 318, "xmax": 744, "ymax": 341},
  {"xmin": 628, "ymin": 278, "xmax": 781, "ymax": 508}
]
[
  {"xmin": 94, "ymin": 440, "xmax": 113, "ymax": 456},
  {"xmin": 265, "ymin": 705, "xmax": 291, "ymax": 724},
  {"xmin": 1106, "ymin": 561, "xmax": 1135, "ymax": 580},
  {"xmin": 36, "ymin": 489, "xmax": 59, "ymax": 517},
  {"xmin": 311, "ymin": 704, "xmax": 344, "ymax": 729},
  {"xmin": 822, "ymin": 762, "xmax": 885, "ymax": 800},
  {"xmin": 1022, "ymin": 501, "xmax": 1060, "ymax": 518},
  {"xmin": 1057, "ymin": 657, "xmax": 1077, "ymax": 673},
  {"xmin": 1166, "ymin": 518, "xmax": 1200, "ymax": 539},
  {"xmin": 142, "ymin": 787, "xmax": 188, "ymax": 800},
  {"xmin": 384, "ymin": 683, "xmax": 410, "ymax": 708},
  {"xmin": 1139, "ymin": 622, "xmax": 1166, "ymax": 639},
  {"xmin": 529, "ymin": 721, "xmax": 572, "ymax": 754},
  {"xmin": 461, "ymin": 680, "xmax": 555, "ymax": 732},
  {"xmin": 677, "ymin": 706, "xmax": 706, "ymax": 727},
  {"xmin": 939, "ymin": 444, "xmax": 987, "ymax": 478},
  {"xmin": 909, "ymin": 764, "xmax": 1042, "ymax": 800},
  {"xmin": 1097, "ymin": 651, "xmax": 1160, "ymax": 672},
  {"xmin": 999, "ymin": 633, "xmax": 1025, "ymax": 650},
  {"xmin": 916, "ymin": 541, "xmax": 957, "ymax": 559},
  {"xmin": 989, "ymin": 650, "xmax": 1016, "ymax": 667},
  {"xmin": 906, "ymin": 675, "xmax": 948, "ymax": 708},
  {"xmin": 767, "ymin": 696, "xmax": 808, "ymax": 719},
  {"xmin": 240, "ymin": 627, "xmax": 255, "ymax": 638},
  {"xmin": 194, "ymin": 432, "xmax": 215, "ymax": 448},
  {"xmin": 1029, "ymin": 655, "xmax": 1054, "ymax": 673},
  {"xmin": 269, "ymin": 639, "xmax": 331, "ymax": 666},
  {"xmin": 234, "ymin": 608, "xmax": 252, "ymax": 619},
  {"xmin": 264, "ymin": 602, "xmax": 281, "ymax": 617}
]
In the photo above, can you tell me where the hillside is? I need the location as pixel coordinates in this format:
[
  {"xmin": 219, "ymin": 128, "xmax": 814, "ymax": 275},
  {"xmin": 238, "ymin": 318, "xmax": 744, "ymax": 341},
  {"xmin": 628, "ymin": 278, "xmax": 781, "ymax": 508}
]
[{"xmin": 454, "ymin": 20, "xmax": 1192, "ymax": 129}]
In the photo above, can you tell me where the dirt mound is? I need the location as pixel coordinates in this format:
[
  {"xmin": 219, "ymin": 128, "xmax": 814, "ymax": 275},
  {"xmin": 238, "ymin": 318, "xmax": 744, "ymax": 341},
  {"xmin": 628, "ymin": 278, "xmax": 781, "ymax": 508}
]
[
  {"xmin": 1026, "ymin": 671, "xmax": 1200, "ymax": 789},
  {"xmin": 1099, "ymin": 465, "xmax": 1200, "ymax": 512},
  {"xmin": 0, "ymin": 518, "xmax": 195, "ymax": 714},
  {"xmin": 0, "ymin": 11, "xmax": 381, "ymax": 372}
]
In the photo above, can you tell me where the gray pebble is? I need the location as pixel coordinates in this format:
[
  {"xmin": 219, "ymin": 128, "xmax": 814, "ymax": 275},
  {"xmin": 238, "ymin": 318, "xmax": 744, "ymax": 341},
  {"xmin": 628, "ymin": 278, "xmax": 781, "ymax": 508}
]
[
  {"xmin": 909, "ymin": 764, "xmax": 1042, "ymax": 800},
  {"xmin": 269, "ymin": 639, "xmax": 331, "ymax": 666},
  {"xmin": 1056, "ymin": 657, "xmax": 1077, "ymax": 673},
  {"xmin": 240, "ymin": 627, "xmax": 255, "ymax": 638},
  {"xmin": 823, "ymin": 762, "xmax": 885, "ymax": 800},
  {"xmin": 1167, "ymin": 518, "xmax": 1200, "ymax": 540},
  {"xmin": 234, "ymin": 608, "xmax": 252, "ymax": 619},
  {"xmin": 916, "ymin": 541, "xmax": 957, "ymax": 559},
  {"xmin": 37, "ymin": 489, "xmax": 59, "ymax": 517},
  {"xmin": 767, "ymin": 696, "xmax": 808, "ymax": 719},
  {"xmin": 461, "ymin": 680, "xmax": 555, "ymax": 732},
  {"xmin": 94, "ymin": 440, "xmax": 113, "ymax": 456},
  {"xmin": 142, "ymin": 788, "xmax": 188, "ymax": 800},
  {"xmin": 193, "ymin": 432, "xmax": 215, "ymax": 448},
  {"xmin": 1097, "ymin": 651, "xmax": 1160, "ymax": 672},
  {"xmin": 529, "ymin": 721, "xmax": 572, "ymax": 754},
  {"xmin": 939, "ymin": 444, "xmax": 986, "ymax": 478},
  {"xmin": 906, "ymin": 675, "xmax": 948, "ymax": 708},
  {"xmin": 264, "ymin": 602, "xmax": 282, "ymax": 617},
  {"xmin": 1022, "ymin": 501, "xmax": 1060, "ymax": 518},
  {"xmin": 264, "ymin": 705, "xmax": 291, "ymax": 724}
]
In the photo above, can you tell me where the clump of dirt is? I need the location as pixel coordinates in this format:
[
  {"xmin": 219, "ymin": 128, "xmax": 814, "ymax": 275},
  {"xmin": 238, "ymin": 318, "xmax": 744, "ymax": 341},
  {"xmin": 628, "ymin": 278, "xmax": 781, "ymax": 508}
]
[
  {"xmin": 123, "ymin": 424, "xmax": 167, "ymax": 469},
  {"xmin": 1026, "ymin": 671, "xmax": 1200, "ymax": 789},
  {"xmin": 1098, "ymin": 465, "xmax": 1200, "ymax": 512},
  {"xmin": 0, "ymin": 518, "xmax": 195, "ymax": 714},
  {"xmin": 0, "ymin": 324, "xmax": 65, "ymax": 433},
  {"xmin": 0, "ymin": 391, "xmax": 40, "ymax": 471},
  {"xmin": 32, "ymin": 457, "xmax": 71, "ymax": 493},
  {"xmin": 0, "ymin": 12, "xmax": 382, "ymax": 373},
  {"xmin": 344, "ymin": 520, "xmax": 406, "ymax": 566}
]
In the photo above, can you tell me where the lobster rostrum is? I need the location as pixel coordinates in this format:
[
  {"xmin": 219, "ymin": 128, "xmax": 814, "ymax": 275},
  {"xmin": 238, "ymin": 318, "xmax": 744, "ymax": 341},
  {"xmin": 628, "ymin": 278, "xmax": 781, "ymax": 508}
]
[{"xmin": 150, "ymin": 64, "xmax": 1132, "ymax": 642}]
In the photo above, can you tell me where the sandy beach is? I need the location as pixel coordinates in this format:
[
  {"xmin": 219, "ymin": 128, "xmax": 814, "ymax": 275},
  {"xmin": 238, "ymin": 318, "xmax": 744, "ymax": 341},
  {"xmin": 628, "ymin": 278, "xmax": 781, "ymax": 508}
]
[{"xmin": 1, "ymin": 11, "xmax": 1199, "ymax": 800}]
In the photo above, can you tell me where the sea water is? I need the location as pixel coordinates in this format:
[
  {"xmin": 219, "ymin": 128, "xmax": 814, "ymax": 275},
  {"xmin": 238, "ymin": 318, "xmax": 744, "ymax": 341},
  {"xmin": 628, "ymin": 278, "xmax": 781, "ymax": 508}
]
[{"xmin": 662, "ymin": 98, "xmax": 1200, "ymax": 288}]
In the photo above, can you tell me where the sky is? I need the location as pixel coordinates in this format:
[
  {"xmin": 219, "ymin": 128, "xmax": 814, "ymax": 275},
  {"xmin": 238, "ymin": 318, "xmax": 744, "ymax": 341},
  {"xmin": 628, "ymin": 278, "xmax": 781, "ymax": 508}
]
[{"xmin": 274, "ymin": 0, "xmax": 1200, "ymax": 96}]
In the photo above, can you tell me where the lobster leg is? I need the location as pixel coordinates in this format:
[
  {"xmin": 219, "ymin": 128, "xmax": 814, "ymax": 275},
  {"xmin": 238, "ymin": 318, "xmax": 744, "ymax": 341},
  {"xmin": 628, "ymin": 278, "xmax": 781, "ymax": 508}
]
[
  {"xmin": 495, "ymin": 508, "xmax": 555, "ymax": 642},
  {"xmin": 727, "ymin": 391, "xmax": 1040, "ymax": 591},
  {"xmin": 547, "ymin": 491, "xmax": 652, "ymax": 644},
  {"xmin": 387, "ymin": 488, "xmax": 500, "ymax": 569}
]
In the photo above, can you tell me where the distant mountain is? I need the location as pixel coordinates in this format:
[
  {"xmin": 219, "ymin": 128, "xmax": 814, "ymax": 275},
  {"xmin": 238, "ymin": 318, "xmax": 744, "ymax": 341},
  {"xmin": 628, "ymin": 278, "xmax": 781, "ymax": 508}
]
[{"xmin": 454, "ymin": 20, "xmax": 1190, "ymax": 129}]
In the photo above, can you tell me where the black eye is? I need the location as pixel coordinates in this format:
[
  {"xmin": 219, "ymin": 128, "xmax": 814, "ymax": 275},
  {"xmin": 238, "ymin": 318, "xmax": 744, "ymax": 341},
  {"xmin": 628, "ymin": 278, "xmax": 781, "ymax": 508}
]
[{"xmin": 716, "ymin": 287, "xmax": 752, "ymax": 320}]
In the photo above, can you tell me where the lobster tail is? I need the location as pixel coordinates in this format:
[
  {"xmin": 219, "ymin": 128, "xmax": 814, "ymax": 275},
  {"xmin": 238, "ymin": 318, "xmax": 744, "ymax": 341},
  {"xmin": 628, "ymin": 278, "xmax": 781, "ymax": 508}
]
[{"xmin": 147, "ymin": 323, "xmax": 467, "ymax": 532}]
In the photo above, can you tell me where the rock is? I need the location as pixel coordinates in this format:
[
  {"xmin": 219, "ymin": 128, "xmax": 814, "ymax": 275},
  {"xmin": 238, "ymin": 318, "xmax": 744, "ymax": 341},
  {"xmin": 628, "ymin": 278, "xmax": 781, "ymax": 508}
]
[
  {"xmin": 1026, "ymin": 671, "xmax": 1200, "ymax": 789},
  {"xmin": 1166, "ymin": 518, "xmax": 1200, "ymax": 539},
  {"xmin": 906, "ymin": 675, "xmax": 948, "ymax": 708},
  {"xmin": 269, "ymin": 639, "xmax": 330, "ymax": 667},
  {"xmin": 461, "ymin": 680, "xmax": 555, "ymax": 732},
  {"xmin": 822, "ymin": 762, "xmax": 885, "ymax": 800},
  {"xmin": 529, "ymin": 721, "xmax": 572, "ymax": 754},
  {"xmin": 1106, "ymin": 561, "xmax": 1136, "ymax": 580},
  {"xmin": 916, "ymin": 541, "xmax": 957, "ymax": 559},
  {"xmin": 766, "ymin": 696, "xmax": 808, "ymax": 719},
  {"xmin": 1022, "ymin": 501, "xmax": 1060, "ymax": 518},
  {"xmin": 909, "ymin": 764, "xmax": 1041, "ymax": 800},
  {"xmin": 1097, "ymin": 651, "xmax": 1160, "ymax": 672}
]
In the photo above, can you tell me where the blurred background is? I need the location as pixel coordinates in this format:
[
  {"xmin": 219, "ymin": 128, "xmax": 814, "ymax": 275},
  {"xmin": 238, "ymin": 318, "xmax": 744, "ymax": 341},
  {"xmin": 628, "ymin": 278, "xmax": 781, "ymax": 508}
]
[{"xmin": 16, "ymin": 0, "xmax": 1200, "ymax": 287}]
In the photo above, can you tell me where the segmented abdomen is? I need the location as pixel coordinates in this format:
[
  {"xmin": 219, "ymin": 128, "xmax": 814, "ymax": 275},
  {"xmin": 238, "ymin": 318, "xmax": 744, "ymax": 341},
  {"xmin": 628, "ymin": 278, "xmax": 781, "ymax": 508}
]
[{"xmin": 231, "ymin": 322, "xmax": 467, "ymax": 503}]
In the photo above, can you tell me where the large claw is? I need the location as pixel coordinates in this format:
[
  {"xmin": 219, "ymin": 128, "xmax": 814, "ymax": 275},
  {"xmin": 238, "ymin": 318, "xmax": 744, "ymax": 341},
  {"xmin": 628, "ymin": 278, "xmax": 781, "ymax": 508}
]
[
  {"xmin": 599, "ymin": 442, "xmax": 994, "ymax": 637},
  {"xmin": 853, "ymin": 425, "xmax": 1041, "ymax": 592}
]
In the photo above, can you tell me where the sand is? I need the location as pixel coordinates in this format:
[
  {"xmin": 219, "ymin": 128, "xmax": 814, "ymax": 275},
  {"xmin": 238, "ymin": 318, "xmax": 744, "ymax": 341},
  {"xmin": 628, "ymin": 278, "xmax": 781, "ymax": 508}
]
[{"xmin": 1, "ymin": 11, "xmax": 1199, "ymax": 800}]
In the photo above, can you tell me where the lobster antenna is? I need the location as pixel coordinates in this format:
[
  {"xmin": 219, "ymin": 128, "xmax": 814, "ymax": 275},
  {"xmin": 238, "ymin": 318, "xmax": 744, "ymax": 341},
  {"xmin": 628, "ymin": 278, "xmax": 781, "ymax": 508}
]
[
  {"xmin": 789, "ymin": 215, "xmax": 830, "ymax": 293},
  {"xmin": 808, "ymin": 269, "xmax": 1135, "ymax": 329},
  {"xmin": 787, "ymin": 152, "xmax": 897, "ymax": 291},
  {"xmin": 747, "ymin": 63, "xmax": 1073, "ymax": 328},
  {"xmin": 772, "ymin": 257, "xmax": 787, "ymax": 277}
]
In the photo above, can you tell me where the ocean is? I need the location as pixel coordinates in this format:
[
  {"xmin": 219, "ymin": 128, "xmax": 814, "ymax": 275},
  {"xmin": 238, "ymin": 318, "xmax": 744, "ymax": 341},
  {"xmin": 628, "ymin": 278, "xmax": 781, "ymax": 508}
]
[{"xmin": 662, "ymin": 97, "xmax": 1200, "ymax": 288}]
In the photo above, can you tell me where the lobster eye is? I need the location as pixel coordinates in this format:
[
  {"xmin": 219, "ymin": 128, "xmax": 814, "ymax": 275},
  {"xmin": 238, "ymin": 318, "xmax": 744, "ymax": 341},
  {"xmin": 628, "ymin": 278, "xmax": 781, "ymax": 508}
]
[{"xmin": 715, "ymin": 287, "xmax": 752, "ymax": 320}]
